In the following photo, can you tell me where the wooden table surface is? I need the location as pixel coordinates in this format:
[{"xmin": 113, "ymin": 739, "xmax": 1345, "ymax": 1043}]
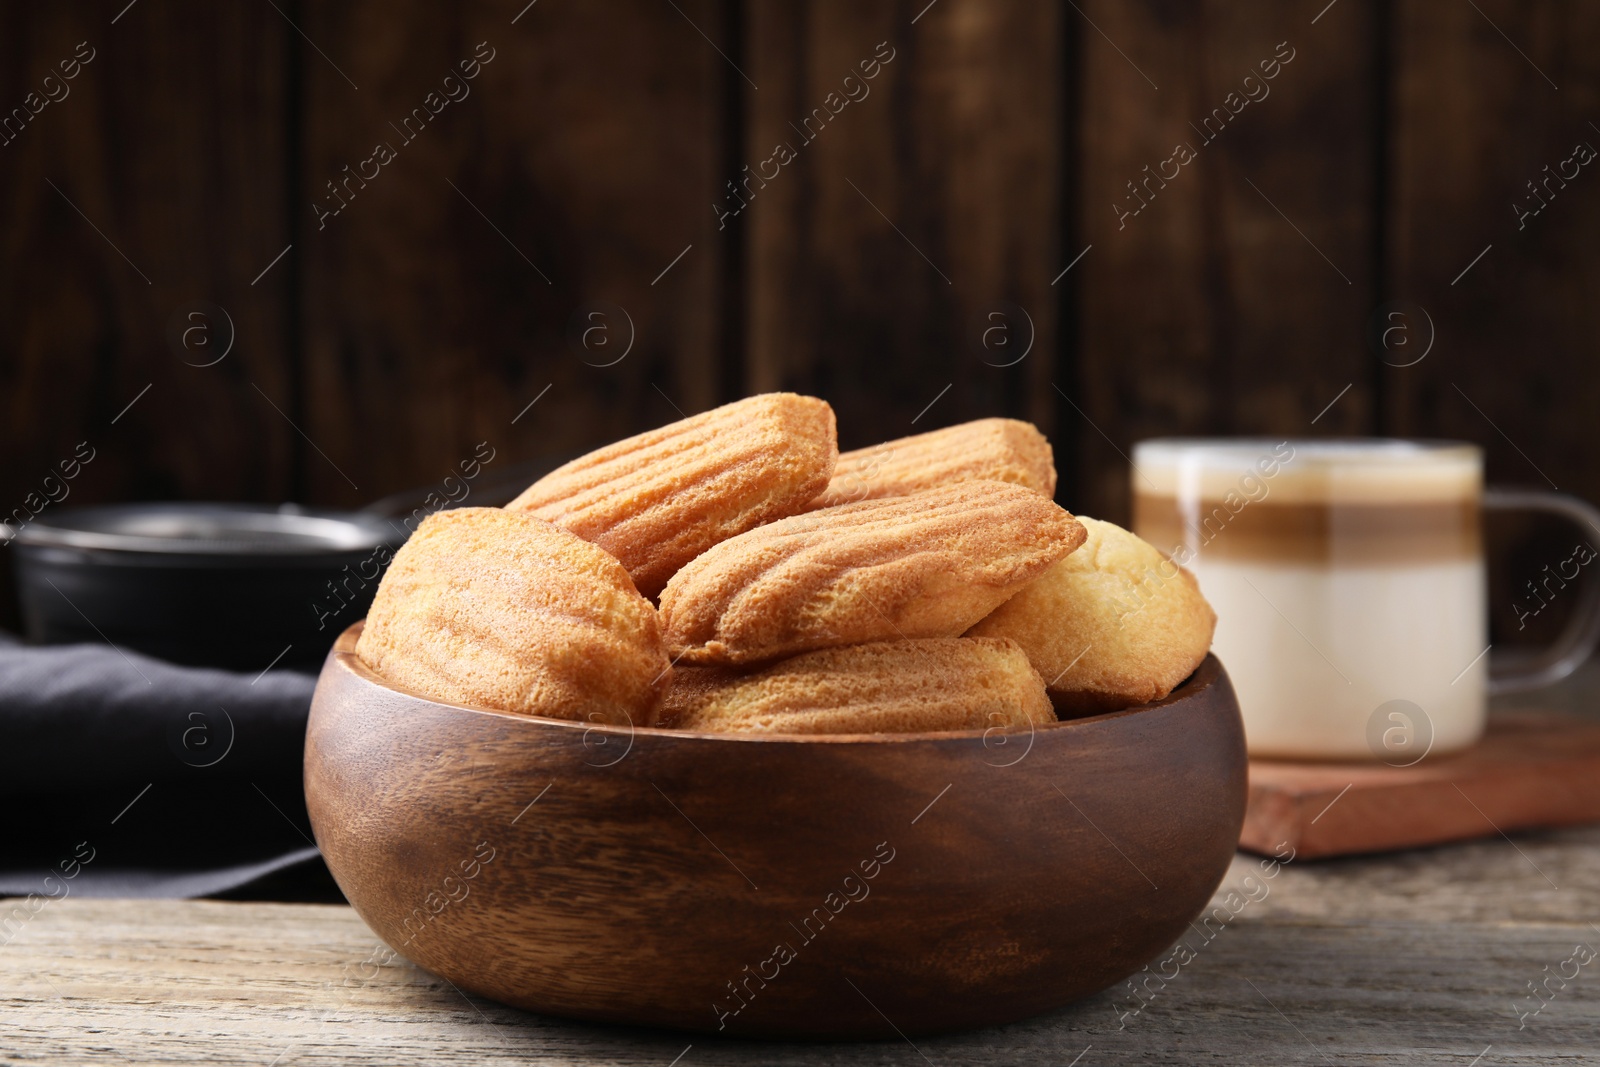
[
  {"xmin": 6, "ymin": 831, "xmax": 1600, "ymax": 1064},
  {"xmin": 7, "ymin": 671, "xmax": 1600, "ymax": 1066}
]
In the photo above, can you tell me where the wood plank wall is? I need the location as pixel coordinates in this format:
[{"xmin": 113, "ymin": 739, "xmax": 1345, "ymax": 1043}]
[{"xmin": 2, "ymin": 0, "xmax": 1597, "ymax": 642}]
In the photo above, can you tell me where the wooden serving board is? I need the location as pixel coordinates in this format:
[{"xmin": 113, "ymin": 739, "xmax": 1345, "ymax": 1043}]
[{"xmin": 1240, "ymin": 712, "xmax": 1600, "ymax": 859}]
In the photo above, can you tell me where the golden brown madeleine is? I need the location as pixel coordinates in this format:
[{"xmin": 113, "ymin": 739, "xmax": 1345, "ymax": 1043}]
[
  {"xmin": 967, "ymin": 516, "xmax": 1216, "ymax": 715},
  {"xmin": 659, "ymin": 480, "xmax": 1087, "ymax": 665},
  {"xmin": 674, "ymin": 637, "xmax": 1055, "ymax": 735},
  {"xmin": 656, "ymin": 663, "xmax": 746, "ymax": 728},
  {"xmin": 356, "ymin": 508, "xmax": 669, "ymax": 725},
  {"xmin": 506, "ymin": 393, "xmax": 837, "ymax": 598},
  {"xmin": 812, "ymin": 417, "xmax": 1056, "ymax": 509}
]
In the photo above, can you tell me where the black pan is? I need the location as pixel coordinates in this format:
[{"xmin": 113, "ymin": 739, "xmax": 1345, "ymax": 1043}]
[
  {"xmin": 3, "ymin": 458, "xmax": 564, "ymax": 672},
  {"xmin": 7, "ymin": 503, "xmax": 403, "ymax": 671}
]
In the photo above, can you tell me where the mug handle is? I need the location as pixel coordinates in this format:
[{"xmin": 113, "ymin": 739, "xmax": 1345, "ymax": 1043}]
[{"xmin": 1484, "ymin": 487, "xmax": 1600, "ymax": 694}]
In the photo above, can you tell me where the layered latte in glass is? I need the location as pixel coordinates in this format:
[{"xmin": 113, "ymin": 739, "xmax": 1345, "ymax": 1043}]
[{"xmin": 1132, "ymin": 439, "xmax": 1484, "ymax": 759}]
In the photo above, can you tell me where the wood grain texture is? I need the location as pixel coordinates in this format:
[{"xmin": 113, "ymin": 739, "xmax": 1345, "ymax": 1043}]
[
  {"xmin": 0, "ymin": 1, "xmax": 296, "ymax": 631},
  {"xmin": 9, "ymin": 833, "xmax": 1600, "ymax": 1063},
  {"xmin": 1243, "ymin": 711, "xmax": 1600, "ymax": 859},
  {"xmin": 1074, "ymin": 0, "xmax": 1377, "ymax": 523},
  {"xmin": 744, "ymin": 0, "xmax": 1062, "ymax": 453},
  {"xmin": 1387, "ymin": 0, "xmax": 1600, "ymax": 504},
  {"xmin": 1220, "ymin": 822, "xmax": 1600, "ymax": 924},
  {"xmin": 4, "ymin": 3, "xmax": 1600, "ymax": 666},
  {"xmin": 297, "ymin": 0, "xmax": 728, "ymax": 508},
  {"xmin": 0, "ymin": 3, "xmax": 296, "ymax": 522},
  {"xmin": 305, "ymin": 625, "xmax": 1245, "ymax": 1038},
  {"xmin": 0, "ymin": 1, "xmax": 296, "ymax": 507},
  {"xmin": 1387, "ymin": 1, "xmax": 1600, "ymax": 646}
]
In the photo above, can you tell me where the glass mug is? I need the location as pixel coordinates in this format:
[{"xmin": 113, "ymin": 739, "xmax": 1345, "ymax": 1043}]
[{"xmin": 1131, "ymin": 439, "xmax": 1600, "ymax": 761}]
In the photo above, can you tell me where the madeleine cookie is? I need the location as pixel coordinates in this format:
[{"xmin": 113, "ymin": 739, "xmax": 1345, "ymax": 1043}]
[
  {"xmin": 659, "ymin": 480, "xmax": 1087, "ymax": 665},
  {"xmin": 812, "ymin": 418, "xmax": 1056, "ymax": 509},
  {"xmin": 673, "ymin": 637, "xmax": 1054, "ymax": 735},
  {"xmin": 506, "ymin": 393, "xmax": 837, "ymax": 598},
  {"xmin": 356, "ymin": 508, "xmax": 669, "ymax": 725},
  {"xmin": 967, "ymin": 517, "xmax": 1215, "ymax": 714},
  {"xmin": 657, "ymin": 664, "xmax": 746, "ymax": 728}
]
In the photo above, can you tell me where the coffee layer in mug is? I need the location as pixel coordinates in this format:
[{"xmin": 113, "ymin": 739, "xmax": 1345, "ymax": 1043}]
[
  {"xmin": 1132, "ymin": 439, "xmax": 1480, "ymax": 505},
  {"xmin": 1133, "ymin": 494, "xmax": 1481, "ymax": 565}
]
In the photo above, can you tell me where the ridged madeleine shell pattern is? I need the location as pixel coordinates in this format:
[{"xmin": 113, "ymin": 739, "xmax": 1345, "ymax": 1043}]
[
  {"xmin": 356, "ymin": 508, "xmax": 669, "ymax": 725},
  {"xmin": 507, "ymin": 393, "xmax": 838, "ymax": 598},
  {"xmin": 812, "ymin": 417, "xmax": 1057, "ymax": 509},
  {"xmin": 673, "ymin": 637, "xmax": 1056, "ymax": 735},
  {"xmin": 659, "ymin": 480, "xmax": 1087, "ymax": 665}
]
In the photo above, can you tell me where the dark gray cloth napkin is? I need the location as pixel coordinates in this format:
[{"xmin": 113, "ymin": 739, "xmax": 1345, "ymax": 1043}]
[{"xmin": 0, "ymin": 632, "xmax": 334, "ymax": 900}]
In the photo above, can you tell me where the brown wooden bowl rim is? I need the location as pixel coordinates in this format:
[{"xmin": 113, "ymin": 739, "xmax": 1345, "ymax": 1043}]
[{"xmin": 328, "ymin": 619, "xmax": 1225, "ymax": 746}]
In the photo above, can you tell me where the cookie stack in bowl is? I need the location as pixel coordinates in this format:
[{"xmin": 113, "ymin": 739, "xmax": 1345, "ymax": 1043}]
[{"xmin": 356, "ymin": 393, "xmax": 1215, "ymax": 734}]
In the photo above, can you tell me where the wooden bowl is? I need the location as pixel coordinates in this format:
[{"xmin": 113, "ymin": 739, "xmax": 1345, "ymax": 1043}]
[{"xmin": 305, "ymin": 622, "xmax": 1246, "ymax": 1039}]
